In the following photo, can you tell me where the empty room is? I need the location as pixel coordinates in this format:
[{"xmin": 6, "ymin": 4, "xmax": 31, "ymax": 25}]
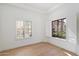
[{"xmin": 0, "ymin": 3, "xmax": 79, "ymax": 56}]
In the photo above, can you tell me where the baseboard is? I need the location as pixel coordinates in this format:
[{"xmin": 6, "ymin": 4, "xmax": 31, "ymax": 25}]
[
  {"xmin": 0, "ymin": 41, "xmax": 78, "ymax": 56},
  {"xmin": 48, "ymin": 42, "xmax": 78, "ymax": 55},
  {"xmin": 0, "ymin": 41, "xmax": 42, "ymax": 53}
]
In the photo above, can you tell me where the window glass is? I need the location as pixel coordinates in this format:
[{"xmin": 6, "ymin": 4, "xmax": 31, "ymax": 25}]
[
  {"xmin": 52, "ymin": 18, "xmax": 66, "ymax": 39},
  {"xmin": 16, "ymin": 21, "xmax": 32, "ymax": 39}
]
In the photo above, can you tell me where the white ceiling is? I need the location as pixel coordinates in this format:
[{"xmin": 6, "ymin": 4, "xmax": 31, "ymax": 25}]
[
  {"xmin": 23, "ymin": 3, "xmax": 63, "ymax": 12},
  {"xmin": 10, "ymin": 3, "xmax": 64, "ymax": 13}
]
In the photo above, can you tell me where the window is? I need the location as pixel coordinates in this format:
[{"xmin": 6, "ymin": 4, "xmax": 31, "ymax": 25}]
[
  {"xmin": 52, "ymin": 18, "xmax": 66, "ymax": 39},
  {"xmin": 16, "ymin": 20, "xmax": 32, "ymax": 40}
]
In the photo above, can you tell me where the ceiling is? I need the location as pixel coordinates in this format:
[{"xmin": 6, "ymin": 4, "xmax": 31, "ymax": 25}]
[
  {"xmin": 10, "ymin": 3, "xmax": 64, "ymax": 13},
  {"xmin": 24, "ymin": 3, "xmax": 60, "ymax": 11},
  {"xmin": 23, "ymin": 3, "xmax": 63, "ymax": 12}
]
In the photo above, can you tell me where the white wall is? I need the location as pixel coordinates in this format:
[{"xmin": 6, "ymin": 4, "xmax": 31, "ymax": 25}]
[
  {"xmin": 76, "ymin": 12, "xmax": 79, "ymax": 55},
  {"xmin": 0, "ymin": 3, "xmax": 79, "ymax": 55},
  {"xmin": 46, "ymin": 4, "xmax": 79, "ymax": 54},
  {"xmin": 0, "ymin": 4, "xmax": 45, "ymax": 51},
  {"xmin": 0, "ymin": 4, "xmax": 3, "ymax": 50}
]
